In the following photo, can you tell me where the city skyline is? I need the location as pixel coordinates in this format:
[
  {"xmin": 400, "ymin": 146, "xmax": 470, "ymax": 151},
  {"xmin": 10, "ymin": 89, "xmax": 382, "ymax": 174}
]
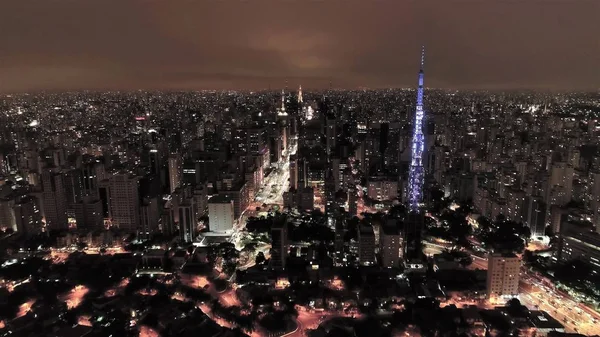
[{"xmin": 1, "ymin": 1, "xmax": 599, "ymax": 93}]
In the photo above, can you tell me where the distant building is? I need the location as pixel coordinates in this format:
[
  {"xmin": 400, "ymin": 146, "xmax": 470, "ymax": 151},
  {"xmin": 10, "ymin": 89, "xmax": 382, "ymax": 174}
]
[
  {"xmin": 0, "ymin": 197, "xmax": 17, "ymax": 232},
  {"xmin": 168, "ymin": 154, "xmax": 182, "ymax": 194},
  {"xmin": 486, "ymin": 253, "xmax": 520, "ymax": 299},
  {"xmin": 348, "ymin": 186, "xmax": 358, "ymax": 216},
  {"xmin": 270, "ymin": 215, "xmax": 288, "ymax": 270},
  {"xmin": 380, "ymin": 221, "xmax": 403, "ymax": 268},
  {"xmin": 358, "ymin": 224, "xmax": 375, "ymax": 266},
  {"xmin": 366, "ymin": 176, "xmax": 398, "ymax": 201},
  {"xmin": 13, "ymin": 196, "xmax": 42, "ymax": 236},
  {"xmin": 178, "ymin": 201, "xmax": 196, "ymax": 243},
  {"xmin": 218, "ymin": 180, "xmax": 250, "ymax": 219},
  {"xmin": 73, "ymin": 196, "xmax": 103, "ymax": 231},
  {"xmin": 283, "ymin": 187, "xmax": 314, "ymax": 211},
  {"xmin": 139, "ymin": 197, "xmax": 159, "ymax": 241},
  {"xmin": 107, "ymin": 173, "xmax": 140, "ymax": 233},
  {"xmin": 42, "ymin": 169, "xmax": 68, "ymax": 230},
  {"xmin": 193, "ymin": 185, "xmax": 208, "ymax": 218},
  {"xmin": 525, "ymin": 196, "xmax": 547, "ymax": 237},
  {"xmin": 208, "ymin": 195, "xmax": 234, "ymax": 233},
  {"xmin": 334, "ymin": 216, "xmax": 345, "ymax": 255}
]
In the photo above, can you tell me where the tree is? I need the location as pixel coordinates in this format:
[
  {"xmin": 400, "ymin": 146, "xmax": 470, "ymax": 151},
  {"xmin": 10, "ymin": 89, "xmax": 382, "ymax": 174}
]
[
  {"xmin": 478, "ymin": 219, "xmax": 530, "ymax": 254},
  {"xmin": 255, "ymin": 252, "xmax": 266, "ymax": 265},
  {"xmin": 477, "ymin": 216, "xmax": 493, "ymax": 232},
  {"xmin": 259, "ymin": 311, "xmax": 288, "ymax": 333},
  {"xmin": 458, "ymin": 256, "xmax": 473, "ymax": 268},
  {"xmin": 62, "ymin": 310, "xmax": 78, "ymax": 325},
  {"xmin": 223, "ymin": 261, "xmax": 237, "ymax": 276}
]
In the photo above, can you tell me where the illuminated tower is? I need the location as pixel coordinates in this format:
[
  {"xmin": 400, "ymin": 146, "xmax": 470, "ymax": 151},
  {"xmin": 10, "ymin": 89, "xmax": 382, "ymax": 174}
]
[
  {"xmin": 298, "ymin": 85, "xmax": 303, "ymax": 104},
  {"xmin": 408, "ymin": 46, "xmax": 426, "ymax": 212},
  {"xmin": 405, "ymin": 47, "xmax": 426, "ymax": 260}
]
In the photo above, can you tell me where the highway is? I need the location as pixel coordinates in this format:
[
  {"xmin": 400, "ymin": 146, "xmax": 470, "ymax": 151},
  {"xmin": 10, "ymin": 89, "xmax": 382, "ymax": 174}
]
[{"xmin": 519, "ymin": 273, "xmax": 600, "ymax": 335}]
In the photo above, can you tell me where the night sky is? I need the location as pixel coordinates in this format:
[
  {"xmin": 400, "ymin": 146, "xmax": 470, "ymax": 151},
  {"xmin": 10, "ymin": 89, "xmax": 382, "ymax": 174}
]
[{"xmin": 1, "ymin": 0, "xmax": 598, "ymax": 92}]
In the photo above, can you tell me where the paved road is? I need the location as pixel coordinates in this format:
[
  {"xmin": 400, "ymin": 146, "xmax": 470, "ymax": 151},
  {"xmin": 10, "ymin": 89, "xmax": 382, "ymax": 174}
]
[
  {"xmin": 519, "ymin": 275, "xmax": 600, "ymax": 335},
  {"xmin": 255, "ymin": 143, "xmax": 296, "ymax": 206}
]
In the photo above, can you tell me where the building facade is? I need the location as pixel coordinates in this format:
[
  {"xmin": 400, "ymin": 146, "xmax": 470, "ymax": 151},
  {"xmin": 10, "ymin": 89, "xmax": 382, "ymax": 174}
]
[{"xmin": 486, "ymin": 253, "xmax": 520, "ymax": 299}]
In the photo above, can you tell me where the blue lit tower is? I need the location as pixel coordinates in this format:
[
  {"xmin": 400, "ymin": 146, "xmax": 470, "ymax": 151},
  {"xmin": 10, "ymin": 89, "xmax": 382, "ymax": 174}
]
[
  {"xmin": 405, "ymin": 47, "xmax": 426, "ymax": 260},
  {"xmin": 408, "ymin": 46, "xmax": 426, "ymax": 212}
]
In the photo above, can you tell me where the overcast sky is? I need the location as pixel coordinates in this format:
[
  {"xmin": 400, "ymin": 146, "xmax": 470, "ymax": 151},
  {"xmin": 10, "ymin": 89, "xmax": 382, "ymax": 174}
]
[{"xmin": 0, "ymin": 0, "xmax": 598, "ymax": 92}]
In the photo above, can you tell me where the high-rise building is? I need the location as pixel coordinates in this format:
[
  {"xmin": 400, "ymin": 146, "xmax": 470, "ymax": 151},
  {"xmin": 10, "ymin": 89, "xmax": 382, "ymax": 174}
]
[
  {"xmin": 326, "ymin": 115, "xmax": 337, "ymax": 156},
  {"xmin": 334, "ymin": 215, "xmax": 345, "ymax": 255},
  {"xmin": 380, "ymin": 221, "xmax": 403, "ymax": 268},
  {"xmin": 218, "ymin": 181, "xmax": 250, "ymax": 219},
  {"xmin": 283, "ymin": 187, "xmax": 314, "ymax": 211},
  {"xmin": 590, "ymin": 171, "xmax": 600, "ymax": 233},
  {"xmin": 558, "ymin": 229, "xmax": 600, "ymax": 272},
  {"xmin": 367, "ymin": 177, "xmax": 399, "ymax": 201},
  {"xmin": 140, "ymin": 197, "xmax": 159, "ymax": 241},
  {"xmin": 548, "ymin": 161, "xmax": 574, "ymax": 205},
  {"xmin": 73, "ymin": 196, "xmax": 103, "ymax": 231},
  {"xmin": 108, "ymin": 173, "xmax": 140, "ymax": 233},
  {"xmin": 41, "ymin": 169, "xmax": 68, "ymax": 230},
  {"xmin": 193, "ymin": 185, "xmax": 208, "ymax": 219},
  {"xmin": 208, "ymin": 195, "xmax": 234, "ymax": 233},
  {"xmin": 486, "ymin": 253, "xmax": 520, "ymax": 299},
  {"xmin": 270, "ymin": 215, "xmax": 288, "ymax": 270},
  {"xmin": 0, "ymin": 198, "xmax": 17, "ymax": 232},
  {"xmin": 525, "ymin": 196, "xmax": 547, "ymax": 237},
  {"xmin": 13, "ymin": 196, "xmax": 42, "ymax": 236},
  {"xmin": 178, "ymin": 201, "xmax": 196, "ymax": 243},
  {"xmin": 358, "ymin": 224, "xmax": 376, "ymax": 266},
  {"xmin": 289, "ymin": 155, "xmax": 298, "ymax": 190},
  {"xmin": 168, "ymin": 154, "xmax": 182, "ymax": 194},
  {"xmin": 348, "ymin": 186, "xmax": 358, "ymax": 216}
]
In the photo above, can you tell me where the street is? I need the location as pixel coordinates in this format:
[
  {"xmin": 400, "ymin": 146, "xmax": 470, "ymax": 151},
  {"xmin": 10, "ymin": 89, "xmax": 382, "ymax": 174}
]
[
  {"xmin": 254, "ymin": 143, "xmax": 296, "ymax": 206},
  {"xmin": 519, "ymin": 274, "xmax": 600, "ymax": 335}
]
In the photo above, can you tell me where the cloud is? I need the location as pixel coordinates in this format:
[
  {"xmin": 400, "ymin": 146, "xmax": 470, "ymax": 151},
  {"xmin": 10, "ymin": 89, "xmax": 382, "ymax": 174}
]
[{"xmin": 0, "ymin": 0, "xmax": 598, "ymax": 92}]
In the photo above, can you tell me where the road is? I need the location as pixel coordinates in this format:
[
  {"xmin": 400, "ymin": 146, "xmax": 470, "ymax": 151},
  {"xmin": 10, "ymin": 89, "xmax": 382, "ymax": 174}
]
[
  {"xmin": 237, "ymin": 242, "xmax": 271, "ymax": 271},
  {"xmin": 519, "ymin": 273, "xmax": 600, "ymax": 335},
  {"xmin": 469, "ymin": 255, "xmax": 488, "ymax": 270},
  {"xmin": 59, "ymin": 285, "xmax": 89, "ymax": 309},
  {"xmin": 255, "ymin": 143, "xmax": 296, "ymax": 206},
  {"xmin": 219, "ymin": 286, "xmax": 242, "ymax": 307},
  {"xmin": 285, "ymin": 309, "xmax": 347, "ymax": 337}
]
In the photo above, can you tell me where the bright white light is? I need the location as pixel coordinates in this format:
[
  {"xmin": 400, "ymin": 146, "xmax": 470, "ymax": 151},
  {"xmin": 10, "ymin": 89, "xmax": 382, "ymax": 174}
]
[{"xmin": 29, "ymin": 120, "xmax": 39, "ymax": 127}]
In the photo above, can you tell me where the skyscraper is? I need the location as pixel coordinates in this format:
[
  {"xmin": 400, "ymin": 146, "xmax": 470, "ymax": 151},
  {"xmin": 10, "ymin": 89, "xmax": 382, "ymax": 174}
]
[
  {"xmin": 208, "ymin": 195, "xmax": 234, "ymax": 233},
  {"xmin": 13, "ymin": 196, "xmax": 42, "ymax": 236},
  {"xmin": 270, "ymin": 215, "xmax": 288, "ymax": 270},
  {"xmin": 42, "ymin": 168, "xmax": 68, "ymax": 230},
  {"xmin": 358, "ymin": 224, "xmax": 376, "ymax": 266},
  {"xmin": 108, "ymin": 173, "xmax": 140, "ymax": 233},
  {"xmin": 380, "ymin": 220, "xmax": 403, "ymax": 268},
  {"xmin": 487, "ymin": 253, "xmax": 520, "ymax": 300},
  {"xmin": 168, "ymin": 154, "xmax": 182, "ymax": 194}
]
